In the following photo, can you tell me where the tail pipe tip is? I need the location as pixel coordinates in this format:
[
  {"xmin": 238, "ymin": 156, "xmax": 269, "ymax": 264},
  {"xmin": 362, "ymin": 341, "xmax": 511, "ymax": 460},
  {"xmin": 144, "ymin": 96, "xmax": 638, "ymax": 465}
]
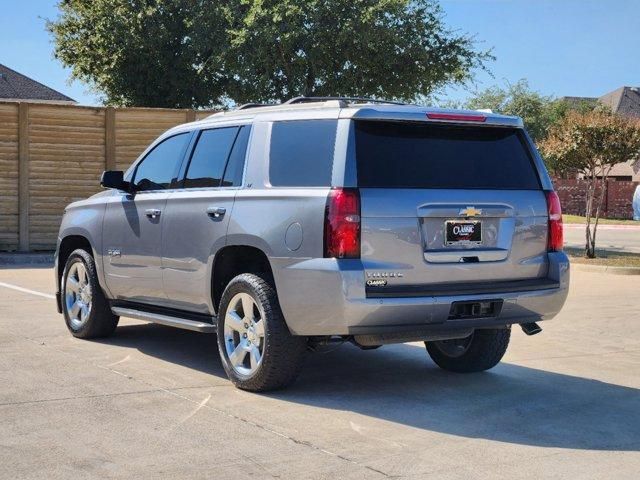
[{"xmin": 521, "ymin": 322, "xmax": 542, "ymax": 336}]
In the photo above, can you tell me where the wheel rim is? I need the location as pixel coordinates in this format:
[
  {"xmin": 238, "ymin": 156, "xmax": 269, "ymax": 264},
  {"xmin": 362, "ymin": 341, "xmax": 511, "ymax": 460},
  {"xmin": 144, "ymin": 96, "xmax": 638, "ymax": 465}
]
[
  {"xmin": 64, "ymin": 261, "xmax": 92, "ymax": 329},
  {"xmin": 433, "ymin": 334, "xmax": 473, "ymax": 358},
  {"xmin": 223, "ymin": 292, "xmax": 266, "ymax": 377}
]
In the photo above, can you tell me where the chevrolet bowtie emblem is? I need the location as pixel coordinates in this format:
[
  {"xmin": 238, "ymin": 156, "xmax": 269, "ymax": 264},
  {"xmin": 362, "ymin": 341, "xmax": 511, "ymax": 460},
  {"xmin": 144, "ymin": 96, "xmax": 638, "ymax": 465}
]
[{"xmin": 459, "ymin": 206, "xmax": 482, "ymax": 217}]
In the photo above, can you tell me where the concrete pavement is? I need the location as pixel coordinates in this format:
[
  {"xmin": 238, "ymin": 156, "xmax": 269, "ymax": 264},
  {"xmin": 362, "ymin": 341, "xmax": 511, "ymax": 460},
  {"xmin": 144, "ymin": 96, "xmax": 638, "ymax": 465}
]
[{"xmin": 1, "ymin": 266, "xmax": 639, "ymax": 479}]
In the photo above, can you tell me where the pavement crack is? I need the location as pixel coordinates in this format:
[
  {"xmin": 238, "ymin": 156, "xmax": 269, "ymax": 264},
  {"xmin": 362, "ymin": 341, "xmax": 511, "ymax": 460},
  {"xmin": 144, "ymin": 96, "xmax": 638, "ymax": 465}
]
[
  {"xmin": 11, "ymin": 331, "xmax": 395, "ymax": 478},
  {"xmin": 0, "ymin": 386, "xmax": 207, "ymax": 407},
  {"xmin": 159, "ymin": 387, "xmax": 396, "ymax": 478},
  {"xmin": 1, "ymin": 388, "xmax": 159, "ymax": 407}
]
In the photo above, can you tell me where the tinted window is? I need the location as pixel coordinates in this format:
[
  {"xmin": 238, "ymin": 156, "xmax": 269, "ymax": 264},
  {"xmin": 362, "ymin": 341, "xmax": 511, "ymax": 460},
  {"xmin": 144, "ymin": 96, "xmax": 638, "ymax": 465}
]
[
  {"xmin": 222, "ymin": 126, "xmax": 250, "ymax": 187},
  {"xmin": 133, "ymin": 133, "xmax": 190, "ymax": 191},
  {"xmin": 184, "ymin": 127, "xmax": 238, "ymax": 188},
  {"xmin": 354, "ymin": 121, "xmax": 540, "ymax": 190},
  {"xmin": 269, "ymin": 120, "xmax": 337, "ymax": 187}
]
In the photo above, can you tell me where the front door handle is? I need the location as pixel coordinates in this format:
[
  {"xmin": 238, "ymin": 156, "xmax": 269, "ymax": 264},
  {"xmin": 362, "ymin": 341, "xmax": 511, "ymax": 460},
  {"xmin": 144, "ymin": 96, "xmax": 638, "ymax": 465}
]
[
  {"xmin": 207, "ymin": 206, "xmax": 226, "ymax": 218},
  {"xmin": 145, "ymin": 208, "xmax": 161, "ymax": 219}
]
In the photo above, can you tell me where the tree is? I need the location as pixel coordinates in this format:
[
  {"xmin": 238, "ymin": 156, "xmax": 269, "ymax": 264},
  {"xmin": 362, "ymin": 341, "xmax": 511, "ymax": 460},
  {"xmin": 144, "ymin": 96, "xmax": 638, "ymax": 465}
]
[
  {"xmin": 48, "ymin": 0, "xmax": 492, "ymax": 107},
  {"xmin": 465, "ymin": 79, "xmax": 553, "ymax": 141},
  {"xmin": 539, "ymin": 110, "xmax": 640, "ymax": 258},
  {"xmin": 462, "ymin": 80, "xmax": 565, "ymax": 142},
  {"xmin": 464, "ymin": 80, "xmax": 553, "ymax": 142},
  {"xmin": 48, "ymin": 0, "xmax": 231, "ymax": 108},
  {"xmin": 225, "ymin": 0, "xmax": 491, "ymax": 104}
]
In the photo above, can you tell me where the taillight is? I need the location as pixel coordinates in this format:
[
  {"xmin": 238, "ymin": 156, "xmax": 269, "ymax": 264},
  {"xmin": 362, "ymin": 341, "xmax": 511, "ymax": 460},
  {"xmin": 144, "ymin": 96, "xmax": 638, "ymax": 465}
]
[
  {"xmin": 324, "ymin": 188, "xmax": 361, "ymax": 259},
  {"xmin": 546, "ymin": 190, "xmax": 563, "ymax": 252}
]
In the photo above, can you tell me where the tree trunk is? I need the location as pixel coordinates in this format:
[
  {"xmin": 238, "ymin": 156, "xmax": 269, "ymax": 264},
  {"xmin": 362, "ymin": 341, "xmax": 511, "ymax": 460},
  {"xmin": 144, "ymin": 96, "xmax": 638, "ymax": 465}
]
[
  {"xmin": 588, "ymin": 165, "xmax": 612, "ymax": 259},
  {"xmin": 584, "ymin": 169, "xmax": 596, "ymax": 258}
]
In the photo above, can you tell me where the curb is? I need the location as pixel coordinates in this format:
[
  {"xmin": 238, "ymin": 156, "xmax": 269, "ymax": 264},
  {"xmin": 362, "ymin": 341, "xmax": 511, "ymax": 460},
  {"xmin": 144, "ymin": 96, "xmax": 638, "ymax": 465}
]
[
  {"xmin": 570, "ymin": 262, "xmax": 640, "ymax": 276},
  {"xmin": 0, "ymin": 253, "xmax": 54, "ymax": 266}
]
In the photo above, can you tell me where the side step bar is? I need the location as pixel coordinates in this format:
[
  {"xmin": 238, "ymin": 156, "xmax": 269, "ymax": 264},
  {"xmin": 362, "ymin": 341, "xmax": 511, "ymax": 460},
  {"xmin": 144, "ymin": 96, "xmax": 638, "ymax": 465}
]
[{"xmin": 111, "ymin": 307, "xmax": 217, "ymax": 333}]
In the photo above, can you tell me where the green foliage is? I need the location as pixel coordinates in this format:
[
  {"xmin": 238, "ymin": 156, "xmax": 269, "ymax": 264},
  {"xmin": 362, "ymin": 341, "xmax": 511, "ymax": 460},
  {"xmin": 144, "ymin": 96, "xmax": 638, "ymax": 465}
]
[
  {"xmin": 463, "ymin": 80, "xmax": 561, "ymax": 142},
  {"xmin": 462, "ymin": 80, "xmax": 597, "ymax": 143},
  {"xmin": 48, "ymin": 0, "xmax": 231, "ymax": 108},
  {"xmin": 540, "ymin": 109, "xmax": 640, "ymax": 178},
  {"xmin": 48, "ymin": 0, "xmax": 492, "ymax": 107},
  {"xmin": 539, "ymin": 110, "xmax": 640, "ymax": 257},
  {"xmin": 225, "ymin": 0, "xmax": 492, "ymax": 104}
]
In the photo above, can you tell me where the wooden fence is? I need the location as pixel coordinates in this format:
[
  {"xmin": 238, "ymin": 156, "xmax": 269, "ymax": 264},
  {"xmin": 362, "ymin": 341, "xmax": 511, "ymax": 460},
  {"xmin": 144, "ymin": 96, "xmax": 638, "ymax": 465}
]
[{"xmin": 0, "ymin": 102, "xmax": 216, "ymax": 251}]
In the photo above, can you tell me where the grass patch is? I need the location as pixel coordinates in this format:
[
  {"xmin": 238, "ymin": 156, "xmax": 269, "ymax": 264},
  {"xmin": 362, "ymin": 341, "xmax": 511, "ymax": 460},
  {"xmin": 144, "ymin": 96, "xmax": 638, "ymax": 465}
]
[
  {"xmin": 565, "ymin": 247, "xmax": 640, "ymax": 267},
  {"xmin": 563, "ymin": 214, "xmax": 638, "ymax": 225}
]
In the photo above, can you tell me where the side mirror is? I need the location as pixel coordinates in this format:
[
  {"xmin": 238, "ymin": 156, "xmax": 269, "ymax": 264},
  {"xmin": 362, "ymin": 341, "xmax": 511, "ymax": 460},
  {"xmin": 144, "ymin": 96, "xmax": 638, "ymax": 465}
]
[{"xmin": 100, "ymin": 170, "xmax": 128, "ymax": 191}]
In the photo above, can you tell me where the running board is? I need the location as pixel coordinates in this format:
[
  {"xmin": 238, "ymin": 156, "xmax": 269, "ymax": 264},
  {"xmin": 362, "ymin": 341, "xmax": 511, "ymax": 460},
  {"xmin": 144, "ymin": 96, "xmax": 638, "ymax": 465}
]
[{"xmin": 111, "ymin": 307, "xmax": 217, "ymax": 333}]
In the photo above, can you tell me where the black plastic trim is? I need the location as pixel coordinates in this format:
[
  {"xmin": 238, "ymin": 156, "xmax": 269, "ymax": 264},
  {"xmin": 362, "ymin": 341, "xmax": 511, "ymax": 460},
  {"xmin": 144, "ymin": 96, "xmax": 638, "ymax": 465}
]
[
  {"xmin": 347, "ymin": 314, "xmax": 542, "ymax": 336},
  {"xmin": 366, "ymin": 278, "xmax": 560, "ymax": 299}
]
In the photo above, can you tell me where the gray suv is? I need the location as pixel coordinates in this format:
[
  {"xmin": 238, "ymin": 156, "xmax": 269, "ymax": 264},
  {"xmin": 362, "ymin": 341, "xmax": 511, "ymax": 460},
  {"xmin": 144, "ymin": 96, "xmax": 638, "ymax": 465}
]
[{"xmin": 55, "ymin": 97, "xmax": 570, "ymax": 391}]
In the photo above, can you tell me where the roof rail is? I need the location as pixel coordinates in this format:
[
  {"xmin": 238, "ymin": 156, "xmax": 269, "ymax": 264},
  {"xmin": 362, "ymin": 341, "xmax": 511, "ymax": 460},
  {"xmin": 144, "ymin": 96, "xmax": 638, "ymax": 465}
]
[
  {"xmin": 235, "ymin": 103, "xmax": 275, "ymax": 110},
  {"xmin": 284, "ymin": 96, "xmax": 407, "ymax": 106},
  {"xmin": 205, "ymin": 96, "xmax": 410, "ymax": 120}
]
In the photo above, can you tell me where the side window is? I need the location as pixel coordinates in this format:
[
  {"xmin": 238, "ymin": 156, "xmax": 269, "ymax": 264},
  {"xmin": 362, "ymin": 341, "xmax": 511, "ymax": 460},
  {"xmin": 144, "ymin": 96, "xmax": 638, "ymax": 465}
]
[
  {"xmin": 222, "ymin": 126, "xmax": 251, "ymax": 187},
  {"xmin": 133, "ymin": 133, "xmax": 190, "ymax": 191},
  {"xmin": 269, "ymin": 120, "xmax": 337, "ymax": 187},
  {"xmin": 184, "ymin": 127, "xmax": 239, "ymax": 188}
]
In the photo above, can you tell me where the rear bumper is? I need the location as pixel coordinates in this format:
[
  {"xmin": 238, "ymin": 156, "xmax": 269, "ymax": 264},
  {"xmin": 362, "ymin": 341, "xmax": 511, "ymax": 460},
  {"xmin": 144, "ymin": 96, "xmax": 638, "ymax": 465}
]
[{"xmin": 272, "ymin": 252, "xmax": 570, "ymax": 336}]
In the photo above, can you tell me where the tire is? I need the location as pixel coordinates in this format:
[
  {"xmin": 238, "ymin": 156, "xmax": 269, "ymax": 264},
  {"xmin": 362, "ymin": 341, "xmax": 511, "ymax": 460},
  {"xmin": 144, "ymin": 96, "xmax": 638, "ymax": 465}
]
[
  {"xmin": 425, "ymin": 327, "xmax": 510, "ymax": 373},
  {"xmin": 62, "ymin": 249, "xmax": 119, "ymax": 339},
  {"xmin": 217, "ymin": 273, "xmax": 307, "ymax": 392}
]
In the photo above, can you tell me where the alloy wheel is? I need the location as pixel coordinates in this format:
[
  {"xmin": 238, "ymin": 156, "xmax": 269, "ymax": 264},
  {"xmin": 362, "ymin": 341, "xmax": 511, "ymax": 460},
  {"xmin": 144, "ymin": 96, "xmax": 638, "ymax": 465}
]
[
  {"xmin": 223, "ymin": 292, "xmax": 266, "ymax": 376},
  {"xmin": 64, "ymin": 261, "xmax": 92, "ymax": 329}
]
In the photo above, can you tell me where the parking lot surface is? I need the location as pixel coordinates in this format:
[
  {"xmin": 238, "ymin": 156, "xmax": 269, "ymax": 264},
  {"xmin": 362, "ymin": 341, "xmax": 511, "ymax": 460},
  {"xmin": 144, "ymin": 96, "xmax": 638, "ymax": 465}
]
[{"xmin": 1, "ymin": 266, "xmax": 639, "ymax": 479}]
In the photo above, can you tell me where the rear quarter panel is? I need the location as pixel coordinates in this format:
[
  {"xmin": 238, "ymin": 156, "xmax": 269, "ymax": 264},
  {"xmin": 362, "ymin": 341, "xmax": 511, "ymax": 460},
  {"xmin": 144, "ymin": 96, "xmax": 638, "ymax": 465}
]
[{"xmin": 226, "ymin": 119, "xmax": 342, "ymax": 329}]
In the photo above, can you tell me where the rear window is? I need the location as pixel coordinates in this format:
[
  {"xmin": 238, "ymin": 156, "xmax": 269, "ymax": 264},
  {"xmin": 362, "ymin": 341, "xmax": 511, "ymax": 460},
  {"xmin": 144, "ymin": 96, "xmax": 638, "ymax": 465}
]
[
  {"xmin": 354, "ymin": 121, "xmax": 541, "ymax": 190},
  {"xmin": 269, "ymin": 120, "xmax": 337, "ymax": 187}
]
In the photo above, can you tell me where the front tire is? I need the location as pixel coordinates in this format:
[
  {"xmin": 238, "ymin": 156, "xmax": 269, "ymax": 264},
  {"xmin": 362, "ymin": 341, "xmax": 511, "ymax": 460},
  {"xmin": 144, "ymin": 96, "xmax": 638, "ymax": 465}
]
[
  {"xmin": 62, "ymin": 249, "xmax": 119, "ymax": 339},
  {"xmin": 217, "ymin": 273, "xmax": 307, "ymax": 392},
  {"xmin": 425, "ymin": 328, "xmax": 510, "ymax": 373}
]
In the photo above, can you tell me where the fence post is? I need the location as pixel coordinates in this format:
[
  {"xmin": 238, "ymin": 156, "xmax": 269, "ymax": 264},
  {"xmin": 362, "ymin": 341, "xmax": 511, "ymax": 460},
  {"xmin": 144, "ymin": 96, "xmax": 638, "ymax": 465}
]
[
  {"xmin": 186, "ymin": 109, "xmax": 196, "ymax": 123},
  {"xmin": 105, "ymin": 106, "xmax": 116, "ymax": 171},
  {"xmin": 18, "ymin": 103, "xmax": 30, "ymax": 252}
]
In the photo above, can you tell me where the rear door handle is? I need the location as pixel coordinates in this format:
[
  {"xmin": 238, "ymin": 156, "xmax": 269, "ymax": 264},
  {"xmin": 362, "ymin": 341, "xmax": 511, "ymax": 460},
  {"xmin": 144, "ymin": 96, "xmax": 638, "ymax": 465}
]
[
  {"xmin": 145, "ymin": 208, "xmax": 161, "ymax": 219},
  {"xmin": 207, "ymin": 206, "xmax": 226, "ymax": 218}
]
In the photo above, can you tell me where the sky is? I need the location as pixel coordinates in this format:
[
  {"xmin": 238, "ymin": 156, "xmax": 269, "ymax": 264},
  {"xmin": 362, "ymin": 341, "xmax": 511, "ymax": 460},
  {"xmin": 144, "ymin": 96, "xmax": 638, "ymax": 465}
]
[{"xmin": 1, "ymin": 0, "xmax": 638, "ymax": 106}]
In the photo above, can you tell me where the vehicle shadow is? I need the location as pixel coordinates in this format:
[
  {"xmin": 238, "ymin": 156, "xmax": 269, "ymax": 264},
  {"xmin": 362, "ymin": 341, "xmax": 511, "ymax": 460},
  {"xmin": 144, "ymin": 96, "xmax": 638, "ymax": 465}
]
[{"xmin": 102, "ymin": 323, "xmax": 640, "ymax": 452}]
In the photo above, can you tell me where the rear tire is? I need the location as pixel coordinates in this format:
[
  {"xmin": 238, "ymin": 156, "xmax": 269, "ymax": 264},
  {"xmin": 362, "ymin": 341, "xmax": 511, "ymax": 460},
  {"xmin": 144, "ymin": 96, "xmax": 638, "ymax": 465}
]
[
  {"xmin": 62, "ymin": 249, "xmax": 119, "ymax": 339},
  {"xmin": 217, "ymin": 273, "xmax": 307, "ymax": 392},
  {"xmin": 425, "ymin": 327, "xmax": 510, "ymax": 373}
]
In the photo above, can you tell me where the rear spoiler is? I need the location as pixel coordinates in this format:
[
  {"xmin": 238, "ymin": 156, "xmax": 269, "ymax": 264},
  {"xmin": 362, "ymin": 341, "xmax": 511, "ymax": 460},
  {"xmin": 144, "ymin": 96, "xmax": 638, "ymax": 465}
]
[{"xmin": 343, "ymin": 107, "xmax": 523, "ymax": 128}]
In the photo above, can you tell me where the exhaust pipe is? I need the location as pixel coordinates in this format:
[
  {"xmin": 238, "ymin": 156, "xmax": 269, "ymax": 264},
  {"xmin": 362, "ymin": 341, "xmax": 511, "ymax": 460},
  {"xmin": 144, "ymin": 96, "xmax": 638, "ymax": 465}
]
[{"xmin": 521, "ymin": 322, "xmax": 542, "ymax": 336}]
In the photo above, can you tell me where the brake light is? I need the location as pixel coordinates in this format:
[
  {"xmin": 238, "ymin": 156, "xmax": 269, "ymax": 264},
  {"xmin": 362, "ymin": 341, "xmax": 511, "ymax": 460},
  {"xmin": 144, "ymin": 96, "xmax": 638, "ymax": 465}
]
[
  {"xmin": 426, "ymin": 112, "xmax": 487, "ymax": 122},
  {"xmin": 546, "ymin": 191, "xmax": 563, "ymax": 252},
  {"xmin": 324, "ymin": 188, "xmax": 360, "ymax": 259}
]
